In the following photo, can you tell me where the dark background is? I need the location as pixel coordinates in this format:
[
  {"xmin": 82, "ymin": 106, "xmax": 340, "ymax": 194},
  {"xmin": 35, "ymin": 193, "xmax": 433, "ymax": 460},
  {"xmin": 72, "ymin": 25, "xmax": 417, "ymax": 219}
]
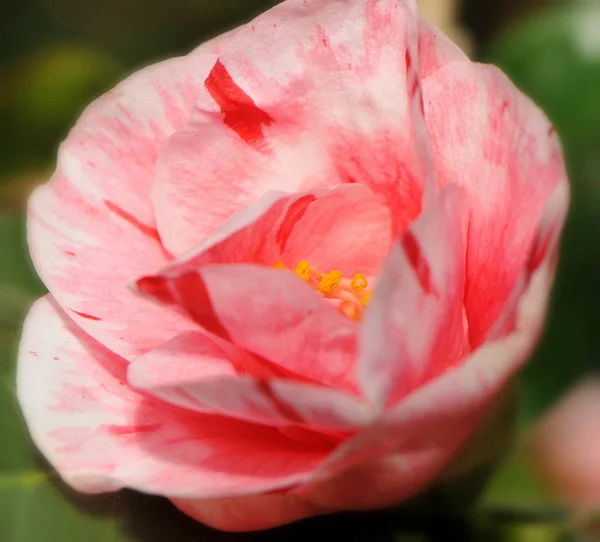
[{"xmin": 1, "ymin": 1, "xmax": 599, "ymax": 540}]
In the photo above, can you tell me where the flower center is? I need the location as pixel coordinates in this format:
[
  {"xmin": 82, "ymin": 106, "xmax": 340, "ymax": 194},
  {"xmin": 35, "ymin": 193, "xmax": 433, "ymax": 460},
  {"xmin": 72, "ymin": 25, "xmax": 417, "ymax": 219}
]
[{"xmin": 273, "ymin": 260, "xmax": 373, "ymax": 321}]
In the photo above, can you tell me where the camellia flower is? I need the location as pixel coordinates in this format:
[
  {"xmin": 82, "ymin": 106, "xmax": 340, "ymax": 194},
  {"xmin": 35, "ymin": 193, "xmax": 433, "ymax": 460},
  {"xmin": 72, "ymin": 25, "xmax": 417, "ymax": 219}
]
[
  {"xmin": 18, "ymin": 0, "xmax": 569, "ymax": 532},
  {"xmin": 530, "ymin": 378, "xmax": 600, "ymax": 507}
]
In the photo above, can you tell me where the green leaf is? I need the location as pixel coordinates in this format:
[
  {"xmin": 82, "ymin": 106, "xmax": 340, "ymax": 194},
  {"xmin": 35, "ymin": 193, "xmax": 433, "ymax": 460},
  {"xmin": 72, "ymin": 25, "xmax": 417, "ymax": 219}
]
[
  {"xmin": 476, "ymin": 507, "xmax": 571, "ymax": 542},
  {"xmin": 478, "ymin": 444, "xmax": 575, "ymax": 541},
  {"xmin": 0, "ymin": 47, "xmax": 122, "ymax": 180},
  {"xmin": 0, "ymin": 213, "xmax": 45, "ymax": 472},
  {"xmin": 483, "ymin": 442, "xmax": 552, "ymax": 508},
  {"xmin": 0, "ymin": 214, "xmax": 45, "ymax": 301}
]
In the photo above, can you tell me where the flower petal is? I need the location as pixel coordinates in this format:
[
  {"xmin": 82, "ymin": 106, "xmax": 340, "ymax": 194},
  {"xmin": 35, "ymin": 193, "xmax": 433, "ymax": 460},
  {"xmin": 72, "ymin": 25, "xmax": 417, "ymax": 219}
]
[
  {"xmin": 169, "ymin": 183, "xmax": 391, "ymax": 276},
  {"xmin": 418, "ymin": 20, "xmax": 468, "ymax": 79},
  {"xmin": 278, "ymin": 184, "xmax": 391, "ymax": 277},
  {"xmin": 128, "ymin": 331, "xmax": 373, "ymax": 431},
  {"xmin": 28, "ymin": 178, "xmax": 192, "ymax": 360},
  {"xmin": 300, "ymin": 178, "xmax": 568, "ymax": 497},
  {"xmin": 423, "ymin": 62, "xmax": 568, "ymax": 347},
  {"xmin": 358, "ymin": 185, "xmax": 469, "ymax": 407},
  {"xmin": 171, "ymin": 492, "xmax": 326, "ymax": 533},
  {"xmin": 28, "ymin": 48, "xmax": 226, "ymax": 359},
  {"xmin": 170, "ymin": 446, "xmax": 454, "ymax": 531},
  {"xmin": 531, "ymin": 377, "xmax": 600, "ymax": 506},
  {"xmin": 17, "ymin": 297, "xmax": 328, "ymax": 498},
  {"xmin": 154, "ymin": 0, "xmax": 445, "ymax": 255},
  {"xmin": 138, "ymin": 264, "xmax": 359, "ymax": 392},
  {"xmin": 138, "ymin": 185, "xmax": 395, "ymax": 391}
]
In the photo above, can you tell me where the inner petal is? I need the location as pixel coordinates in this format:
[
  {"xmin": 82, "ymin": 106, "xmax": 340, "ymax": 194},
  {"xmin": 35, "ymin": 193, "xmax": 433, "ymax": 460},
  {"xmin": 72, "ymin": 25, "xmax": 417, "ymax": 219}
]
[
  {"xmin": 275, "ymin": 184, "xmax": 392, "ymax": 277},
  {"xmin": 204, "ymin": 183, "xmax": 391, "ymax": 323},
  {"xmin": 137, "ymin": 184, "xmax": 391, "ymax": 392},
  {"xmin": 180, "ymin": 183, "xmax": 393, "ymax": 283}
]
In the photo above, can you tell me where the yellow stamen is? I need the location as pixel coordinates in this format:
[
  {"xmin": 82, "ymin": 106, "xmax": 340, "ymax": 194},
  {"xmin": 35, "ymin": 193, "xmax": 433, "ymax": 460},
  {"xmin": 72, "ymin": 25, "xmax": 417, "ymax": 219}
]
[
  {"xmin": 273, "ymin": 259, "xmax": 372, "ymax": 320},
  {"xmin": 295, "ymin": 260, "xmax": 312, "ymax": 281},
  {"xmin": 319, "ymin": 270, "xmax": 343, "ymax": 292},
  {"xmin": 360, "ymin": 291, "xmax": 373, "ymax": 308},
  {"xmin": 351, "ymin": 273, "xmax": 368, "ymax": 292}
]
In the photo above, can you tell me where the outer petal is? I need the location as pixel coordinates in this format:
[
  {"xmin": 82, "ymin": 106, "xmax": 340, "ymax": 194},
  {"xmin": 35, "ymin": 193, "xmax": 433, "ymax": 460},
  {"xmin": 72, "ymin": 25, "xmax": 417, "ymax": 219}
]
[
  {"xmin": 358, "ymin": 185, "xmax": 469, "ymax": 407},
  {"xmin": 418, "ymin": 20, "xmax": 468, "ymax": 79},
  {"xmin": 128, "ymin": 331, "xmax": 373, "ymax": 431},
  {"xmin": 172, "ymin": 392, "xmax": 507, "ymax": 532},
  {"xmin": 423, "ymin": 62, "xmax": 568, "ymax": 347},
  {"xmin": 17, "ymin": 297, "xmax": 328, "ymax": 498},
  {"xmin": 171, "ymin": 492, "xmax": 326, "ymax": 533},
  {"xmin": 154, "ymin": 0, "xmax": 449, "ymax": 255},
  {"xmin": 169, "ymin": 450, "xmax": 449, "ymax": 532},
  {"xmin": 28, "ymin": 48, "xmax": 225, "ymax": 359},
  {"xmin": 300, "ymin": 178, "xmax": 569, "ymax": 502}
]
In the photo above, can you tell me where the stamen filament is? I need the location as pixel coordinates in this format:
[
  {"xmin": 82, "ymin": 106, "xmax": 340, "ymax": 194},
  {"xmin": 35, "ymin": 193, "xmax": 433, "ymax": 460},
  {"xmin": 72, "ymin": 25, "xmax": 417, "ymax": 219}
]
[{"xmin": 340, "ymin": 300, "xmax": 361, "ymax": 321}]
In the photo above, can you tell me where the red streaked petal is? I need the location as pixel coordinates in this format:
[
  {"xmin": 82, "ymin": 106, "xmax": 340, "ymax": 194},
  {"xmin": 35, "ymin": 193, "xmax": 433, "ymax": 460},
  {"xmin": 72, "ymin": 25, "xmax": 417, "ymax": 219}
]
[
  {"xmin": 17, "ymin": 297, "xmax": 328, "ymax": 499},
  {"xmin": 27, "ymin": 50, "xmax": 224, "ymax": 359},
  {"xmin": 424, "ymin": 62, "xmax": 568, "ymax": 347},
  {"xmin": 128, "ymin": 331, "xmax": 373, "ymax": 431},
  {"xmin": 153, "ymin": 0, "xmax": 456, "ymax": 255},
  {"xmin": 358, "ymin": 185, "xmax": 469, "ymax": 407}
]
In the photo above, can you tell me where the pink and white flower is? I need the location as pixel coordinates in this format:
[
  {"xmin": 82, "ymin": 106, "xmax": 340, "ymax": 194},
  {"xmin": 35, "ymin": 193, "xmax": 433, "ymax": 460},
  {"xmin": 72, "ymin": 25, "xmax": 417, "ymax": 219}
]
[
  {"xmin": 18, "ymin": 0, "xmax": 569, "ymax": 532},
  {"xmin": 530, "ymin": 378, "xmax": 600, "ymax": 507}
]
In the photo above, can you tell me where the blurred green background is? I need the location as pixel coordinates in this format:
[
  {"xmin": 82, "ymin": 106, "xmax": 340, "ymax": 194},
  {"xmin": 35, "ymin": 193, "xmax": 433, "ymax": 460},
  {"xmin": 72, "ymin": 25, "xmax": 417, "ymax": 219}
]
[{"xmin": 1, "ymin": 0, "xmax": 599, "ymax": 540}]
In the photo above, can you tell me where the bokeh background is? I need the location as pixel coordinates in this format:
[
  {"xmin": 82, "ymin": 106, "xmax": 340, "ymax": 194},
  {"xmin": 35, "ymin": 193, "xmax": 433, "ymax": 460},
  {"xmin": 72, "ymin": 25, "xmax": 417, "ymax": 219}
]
[{"xmin": 1, "ymin": 0, "xmax": 599, "ymax": 540}]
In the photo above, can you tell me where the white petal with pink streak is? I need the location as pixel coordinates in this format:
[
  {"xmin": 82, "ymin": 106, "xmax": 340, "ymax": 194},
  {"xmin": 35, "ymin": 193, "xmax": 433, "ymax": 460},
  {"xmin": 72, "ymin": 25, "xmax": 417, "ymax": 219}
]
[
  {"xmin": 17, "ymin": 297, "xmax": 329, "ymax": 498},
  {"xmin": 154, "ymin": 0, "xmax": 456, "ymax": 255},
  {"xmin": 28, "ymin": 50, "xmax": 223, "ymax": 359},
  {"xmin": 424, "ymin": 62, "xmax": 568, "ymax": 347},
  {"xmin": 128, "ymin": 331, "xmax": 373, "ymax": 430}
]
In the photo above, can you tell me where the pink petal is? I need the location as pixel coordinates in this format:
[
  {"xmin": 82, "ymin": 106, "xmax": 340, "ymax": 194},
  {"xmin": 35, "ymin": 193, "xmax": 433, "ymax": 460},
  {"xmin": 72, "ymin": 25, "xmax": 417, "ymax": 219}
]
[
  {"xmin": 418, "ymin": 20, "xmax": 468, "ymax": 79},
  {"xmin": 486, "ymin": 179, "xmax": 569, "ymax": 342},
  {"xmin": 138, "ymin": 264, "xmax": 359, "ymax": 391},
  {"xmin": 279, "ymin": 184, "xmax": 391, "ymax": 277},
  {"xmin": 358, "ymin": 185, "xmax": 469, "ymax": 407},
  {"xmin": 299, "ymin": 330, "xmax": 531, "ymax": 507},
  {"xmin": 128, "ymin": 331, "xmax": 373, "ymax": 431},
  {"xmin": 171, "ymin": 492, "xmax": 325, "ymax": 533},
  {"xmin": 154, "ymin": 0, "xmax": 452, "ymax": 255},
  {"xmin": 531, "ymin": 378, "xmax": 600, "ymax": 506},
  {"xmin": 170, "ymin": 447, "xmax": 449, "ymax": 531},
  {"xmin": 28, "ymin": 177, "xmax": 191, "ymax": 360},
  {"xmin": 300, "ymin": 179, "xmax": 568, "ymax": 498},
  {"xmin": 137, "ymin": 184, "xmax": 393, "ymax": 391},
  {"xmin": 17, "ymin": 297, "xmax": 328, "ymax": 498},
  {"xmin": 423, "ymin": 62, "xmax": 568, "ymax": 347},
  {"xmin": 28, "ymin": 48, "xmax": 226, "ymax": 359},
  {"xmin": 161, "ymin": 183, "xmax": 391, "ymax": 276}
]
